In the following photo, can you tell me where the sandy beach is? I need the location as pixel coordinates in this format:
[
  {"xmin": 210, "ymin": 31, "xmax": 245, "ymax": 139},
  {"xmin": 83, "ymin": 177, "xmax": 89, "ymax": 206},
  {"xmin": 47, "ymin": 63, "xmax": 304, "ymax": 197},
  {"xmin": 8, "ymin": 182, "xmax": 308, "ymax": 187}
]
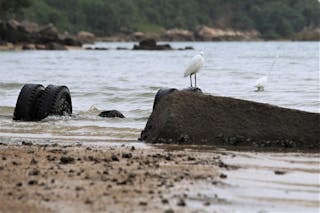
[{"xmin": 1, "ymin": 141, "xmax": 319, "ymax": 213}]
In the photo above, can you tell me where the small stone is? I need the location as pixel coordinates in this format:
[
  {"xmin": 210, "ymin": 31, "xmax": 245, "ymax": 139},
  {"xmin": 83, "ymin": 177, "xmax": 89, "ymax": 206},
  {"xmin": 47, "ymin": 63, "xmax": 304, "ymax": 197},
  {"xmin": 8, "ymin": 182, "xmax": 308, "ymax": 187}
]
[
  {"xmin": 85, "ymin": 198, "xmax": 93, "ymax": 204},
  {"xmin": 139, "ymin": 201, "xmax": 148, "ymax": 206},
  {"xmin": 111, "ymin": 154, "xmax": 119, "ymax": 161},
  {"xmin": 98, "ymin": 110, "xmax": 125, "ymax": 118},
  {"xmin": 28, "ymin": 169, "xmax": 40, "ymax": 176},
  {"xmin": 187, "ymin": 156, "xmax": 195, "ymax": 161},
  {"xmin": 22, "ymin": 141, "xmax": 32, "ymax": 146},
  {"xmin": 164, "ymin": 209, "xmax": 174, "ymax": 213},
  {"xmin": 30, "ymin": 158, "xmax": 37, "ymax": 165},
  {"xmin": 28, "ymin": 180, "xmax": 38, "ymax": 185},
  {"xmin": 177, "ymin": 198, "xmax": 186, "ymax": 206},
  {"xmin": 122, "ymin": 153, "xmax": 132, "ymax": 158},
  {"xmin": 203, "ymin": 201, "xmax": 210, "ymax": 206},
  {"xmin": 161, "ymin": 198, "xmax": 169, "ymax": 204},
  {"xmin": 60, "ymin": 156, "xmax": 75, "ymax": 164},
  {"xmin": 274, "ymin": 170, "xmax": 286, "ymax": 175},
  {"xmin": 75, "ymin": 186, "xmax": 84, "ymax": 191},
  {"xmin": 220, "ymin": 173, "xmax": 227, "ymax": 179}
]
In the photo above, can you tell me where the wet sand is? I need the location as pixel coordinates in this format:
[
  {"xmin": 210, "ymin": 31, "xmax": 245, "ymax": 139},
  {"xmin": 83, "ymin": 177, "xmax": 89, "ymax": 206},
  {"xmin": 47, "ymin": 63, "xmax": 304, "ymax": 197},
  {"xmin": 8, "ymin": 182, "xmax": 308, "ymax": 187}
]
[{"xmin": 0, "ymin": 142, "xmax": 319, "ymax": 213}]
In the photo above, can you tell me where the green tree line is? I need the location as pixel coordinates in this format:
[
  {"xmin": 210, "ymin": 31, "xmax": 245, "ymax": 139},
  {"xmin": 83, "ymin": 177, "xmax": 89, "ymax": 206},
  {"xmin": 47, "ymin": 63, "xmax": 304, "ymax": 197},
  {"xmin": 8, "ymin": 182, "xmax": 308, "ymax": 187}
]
[{"xmin": 1, "ymin": 0, "xmax": 320, "ymax": 39}]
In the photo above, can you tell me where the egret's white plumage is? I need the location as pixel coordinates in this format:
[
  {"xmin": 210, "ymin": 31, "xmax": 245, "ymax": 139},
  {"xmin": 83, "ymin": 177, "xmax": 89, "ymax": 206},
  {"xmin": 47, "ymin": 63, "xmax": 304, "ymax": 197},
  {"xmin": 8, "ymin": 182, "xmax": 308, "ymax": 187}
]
[
  {"xmin": 254, "ymin": 76, "xmax": 267, "ymax": 92},
  {"xmin": 184, "ymin": 51, "xmax": 205, "ymax": 87},
  {"xmin": 253, "ymin": 54, "xmax": 279, "ymax": 92}
]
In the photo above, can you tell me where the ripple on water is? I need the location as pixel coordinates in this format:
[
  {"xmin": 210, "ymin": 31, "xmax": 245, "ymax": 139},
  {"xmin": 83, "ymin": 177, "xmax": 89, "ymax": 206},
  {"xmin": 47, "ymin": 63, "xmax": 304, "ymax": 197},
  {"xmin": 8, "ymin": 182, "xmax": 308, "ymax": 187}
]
[{"xmin": 0, "ymin": 82, "xmax": 24, "ymax": 90}]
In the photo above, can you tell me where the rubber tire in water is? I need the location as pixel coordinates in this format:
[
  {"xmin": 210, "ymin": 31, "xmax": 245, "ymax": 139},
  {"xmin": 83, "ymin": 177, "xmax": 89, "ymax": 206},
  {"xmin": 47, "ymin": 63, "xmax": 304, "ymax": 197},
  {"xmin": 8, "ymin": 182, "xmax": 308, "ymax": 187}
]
[
  {"xmin": 36, "ymin": 85, "xmax": 72, "ymax": 120},
  {"xmin": 13, "ymin": 84, "xmax": 45, "ymax": 121}
]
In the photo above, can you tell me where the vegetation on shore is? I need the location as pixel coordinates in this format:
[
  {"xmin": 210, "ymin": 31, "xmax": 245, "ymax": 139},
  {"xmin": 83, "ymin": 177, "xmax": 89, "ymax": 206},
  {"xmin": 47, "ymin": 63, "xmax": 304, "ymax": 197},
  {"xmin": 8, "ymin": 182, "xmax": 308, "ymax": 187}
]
[{"xmin": 1, "ymin": 0, "xmax": 320, "ymax": 39}]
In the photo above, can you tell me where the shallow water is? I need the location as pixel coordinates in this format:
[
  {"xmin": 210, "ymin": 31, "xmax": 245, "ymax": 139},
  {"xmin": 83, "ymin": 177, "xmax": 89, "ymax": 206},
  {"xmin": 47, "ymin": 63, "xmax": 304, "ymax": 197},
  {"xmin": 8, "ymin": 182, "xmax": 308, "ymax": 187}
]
[
  {"xmin": 0, "ymin": 41, "xmax": 319, "ymax": 143},
  {"xmin": 180, "ymin": 149, "xmax": 320, "ymax": 213}
]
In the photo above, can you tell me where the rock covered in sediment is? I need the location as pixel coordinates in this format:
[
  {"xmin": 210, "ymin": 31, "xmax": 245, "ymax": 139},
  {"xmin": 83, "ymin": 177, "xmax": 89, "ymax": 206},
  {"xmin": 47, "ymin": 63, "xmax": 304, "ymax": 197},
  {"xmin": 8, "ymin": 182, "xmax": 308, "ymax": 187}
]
[{"xmin": 140, "ymin": 91, "xmax": 320, "ymax": 150}]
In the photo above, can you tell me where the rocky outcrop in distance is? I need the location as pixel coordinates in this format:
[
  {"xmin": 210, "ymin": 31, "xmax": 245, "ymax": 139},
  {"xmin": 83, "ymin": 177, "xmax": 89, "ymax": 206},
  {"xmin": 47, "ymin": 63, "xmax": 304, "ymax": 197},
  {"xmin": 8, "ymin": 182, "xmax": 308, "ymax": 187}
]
[
  {"xmin": 0, "ymin": 19, "xmax": 95, "ymax": 50},
  {"xmin": 194, "ymin": 25, "xmax": 260, "ymax": 41},
  {"xmin": 133, "ymin": 38, "xmax": 173, "ymax": 50},
  {"xmin": 140, "ymin": 90, "xmax": 319, "ymax": 151},
  {"xmin": 100, "ymin": 25, "xmax": 261, "ymax": 42},
  {"xmin": 132, "ymin": 38, "xmax": 194, "ymax": 51}
]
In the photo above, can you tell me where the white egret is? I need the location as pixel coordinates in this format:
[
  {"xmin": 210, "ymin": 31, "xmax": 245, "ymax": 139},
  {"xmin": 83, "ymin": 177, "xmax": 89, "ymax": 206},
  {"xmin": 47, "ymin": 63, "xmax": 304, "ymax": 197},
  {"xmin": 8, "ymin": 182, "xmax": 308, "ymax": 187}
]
[
  {"xmin": 254, "ymin": 54, "xmax": 279, "ymax": 92},
  {"xmin": 254, "ymin": 76, "xmax": 267, "ymax": 92},
  {"xmin": 184, "ymin": 51, "xmax": 205, "ymax": 87}
]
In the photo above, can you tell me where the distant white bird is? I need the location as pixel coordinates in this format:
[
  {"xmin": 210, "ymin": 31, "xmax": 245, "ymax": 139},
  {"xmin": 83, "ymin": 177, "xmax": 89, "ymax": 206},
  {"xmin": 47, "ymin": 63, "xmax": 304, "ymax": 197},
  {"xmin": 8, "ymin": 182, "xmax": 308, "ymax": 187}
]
[
  {"xmin": 254, "ymin": 76, "xmax": 267, "ymax": 92},
  {"xmin": 254, "ymin": 54, "xmax": 279, "ymax": 92},
  {"xmin": 184, "ymin": 51, "xmax": 205, "ymax": 87}
]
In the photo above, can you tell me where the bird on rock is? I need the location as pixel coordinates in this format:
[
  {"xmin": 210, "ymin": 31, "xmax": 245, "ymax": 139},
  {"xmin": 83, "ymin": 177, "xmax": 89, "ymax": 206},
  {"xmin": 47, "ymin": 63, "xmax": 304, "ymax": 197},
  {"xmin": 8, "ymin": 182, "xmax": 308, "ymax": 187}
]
[{"xmin": 184, "ymin": 51, "xmax": 205, "ymax": 88}]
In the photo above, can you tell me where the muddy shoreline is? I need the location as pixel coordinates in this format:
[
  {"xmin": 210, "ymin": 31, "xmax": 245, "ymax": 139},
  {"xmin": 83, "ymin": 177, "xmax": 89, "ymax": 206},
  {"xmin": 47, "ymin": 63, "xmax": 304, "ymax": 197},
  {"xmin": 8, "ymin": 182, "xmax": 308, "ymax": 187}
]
[
  {"xmin": 0, "ymin": 142, "xmax": 222, "ymax": 213},
  {"xmin": 0, "ymin": 141, "xmax": 319, "ymax": 213}
]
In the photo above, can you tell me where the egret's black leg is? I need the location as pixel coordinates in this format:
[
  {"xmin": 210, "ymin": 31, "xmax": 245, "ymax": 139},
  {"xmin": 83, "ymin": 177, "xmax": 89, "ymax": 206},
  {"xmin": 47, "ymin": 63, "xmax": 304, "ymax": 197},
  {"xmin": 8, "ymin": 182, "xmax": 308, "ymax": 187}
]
[
  {"xmin": 195, "ymin": 73, "xmax": 197, "ymax": 87},
  {"xmin": 190, "ymin": 75, "xmax": 192, "ymax": 87}
]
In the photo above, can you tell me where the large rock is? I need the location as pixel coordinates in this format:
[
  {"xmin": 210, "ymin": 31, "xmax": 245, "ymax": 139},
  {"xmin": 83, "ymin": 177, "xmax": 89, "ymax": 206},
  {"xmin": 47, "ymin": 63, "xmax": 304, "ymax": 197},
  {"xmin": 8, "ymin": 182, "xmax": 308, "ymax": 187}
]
[
  {"xmin": 19, "ymin": 20, "xmax": 39, "ymax": 34},
  {"xmin": 38, "ymin": 23, "xmax": 59, "ymax": 43},
  {"xmin": 0, "ymin": 19, "xmax": 83, "ymax": 48},
  {"xmin": 140, "ymin": 90, "xmax": 319, "ymax": 150},
  {"xmin": 1, "ymin": 19, "xmax": 33, "ymax": 43}
]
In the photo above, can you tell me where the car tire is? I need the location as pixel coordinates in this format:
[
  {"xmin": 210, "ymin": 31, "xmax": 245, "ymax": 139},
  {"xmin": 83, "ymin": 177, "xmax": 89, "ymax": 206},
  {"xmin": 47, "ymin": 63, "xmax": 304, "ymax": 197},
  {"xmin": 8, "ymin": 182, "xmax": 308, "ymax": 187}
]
[
  {"xmin": 13, "ymin": 84, "xmax": 45, "ymax": 121},
  {"xmin": 36, "ymin": 85, "xmax": 72, "ymax": 120}
]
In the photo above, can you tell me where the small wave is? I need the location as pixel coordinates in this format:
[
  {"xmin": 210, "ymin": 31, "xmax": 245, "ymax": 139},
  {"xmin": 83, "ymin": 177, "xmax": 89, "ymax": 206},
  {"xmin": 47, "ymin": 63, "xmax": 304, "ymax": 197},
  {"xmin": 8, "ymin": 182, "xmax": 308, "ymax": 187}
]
[
  {"xmin": 0, "ymin": 106, "xmax": 14, "ymax": 115},
  {"xmin": 0, "ymin": 82, "xmax": 23, "ymax": 89},
  {"xmin": 137, "ymin": 92, "xmax": 155, "ymax": 97}
]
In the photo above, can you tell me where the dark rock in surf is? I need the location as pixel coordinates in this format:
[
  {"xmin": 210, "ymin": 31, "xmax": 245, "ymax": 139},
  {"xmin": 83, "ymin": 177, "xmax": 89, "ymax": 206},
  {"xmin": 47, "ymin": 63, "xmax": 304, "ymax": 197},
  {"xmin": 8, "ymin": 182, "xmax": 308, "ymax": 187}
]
[
  {"xmin": 140, "ymin": 90, "xmax": 320, "ymax": 151},
  {"xmin": 133, "ymin": 38, "xmax": 173, "ymax": 50},
  {"xmin": 140, "ymin": 38, "xmax": 156, "ymax": 47},
  {"xmin": 98, "ymin": 110, "xmax": 125, "ymax": 118}
]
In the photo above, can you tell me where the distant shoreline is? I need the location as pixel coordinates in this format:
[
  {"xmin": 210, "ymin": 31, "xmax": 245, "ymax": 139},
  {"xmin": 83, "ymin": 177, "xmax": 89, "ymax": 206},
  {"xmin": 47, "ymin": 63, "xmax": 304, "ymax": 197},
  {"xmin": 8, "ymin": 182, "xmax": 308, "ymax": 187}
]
[{"xmin": 1, "ymin": 19, "xmax": 318, "ymax": 51}]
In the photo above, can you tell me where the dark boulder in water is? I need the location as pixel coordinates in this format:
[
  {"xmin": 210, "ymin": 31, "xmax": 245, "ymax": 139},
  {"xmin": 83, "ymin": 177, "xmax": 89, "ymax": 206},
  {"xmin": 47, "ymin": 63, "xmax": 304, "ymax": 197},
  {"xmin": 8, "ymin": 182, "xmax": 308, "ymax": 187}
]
[
  {"xmin": 140, "ymin": 90, "xmax": 320, "ymax": 151},
  {"xmin": 98, "ymin": 110, "xmax": 125, "ymax": 118},
  {"xmin": 133, "ymin": 38, "xmax": 173, "ymax": 50}
]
